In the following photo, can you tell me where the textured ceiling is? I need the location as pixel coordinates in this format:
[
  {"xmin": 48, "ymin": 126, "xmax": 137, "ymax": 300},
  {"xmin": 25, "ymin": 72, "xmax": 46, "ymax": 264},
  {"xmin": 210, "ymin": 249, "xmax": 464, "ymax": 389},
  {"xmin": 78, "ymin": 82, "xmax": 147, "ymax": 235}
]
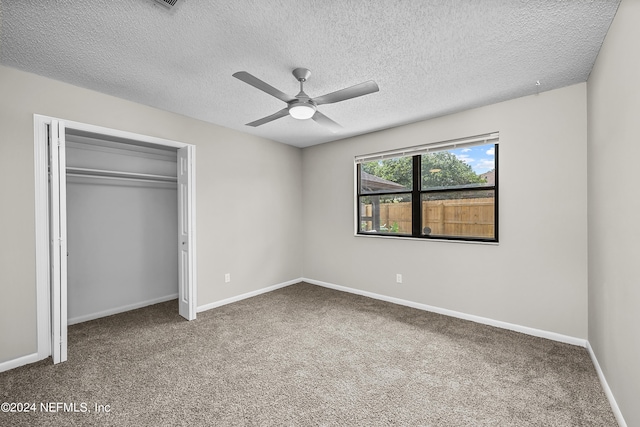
[{"xmin": 0, "ymin": 0, "xmax": 620, "ymax": 148}]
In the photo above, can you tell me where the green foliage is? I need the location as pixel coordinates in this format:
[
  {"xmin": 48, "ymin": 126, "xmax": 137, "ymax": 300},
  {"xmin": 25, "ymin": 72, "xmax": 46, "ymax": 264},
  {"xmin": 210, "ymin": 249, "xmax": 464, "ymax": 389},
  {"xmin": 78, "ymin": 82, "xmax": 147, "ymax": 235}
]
[
  {"xmin": 422, "ymin": 152, "xmax": 485, "ymax": 188},
  {"xmin": 361, "ymin": 152, "xmax": 485, "ymax": 190},
  {"xmin": 362, "ymin": 157, "xmax": 413, "ymax": 188},
  {"xmin": 379, "ymin": 222, "xmax": 399, "ymax": 233}
]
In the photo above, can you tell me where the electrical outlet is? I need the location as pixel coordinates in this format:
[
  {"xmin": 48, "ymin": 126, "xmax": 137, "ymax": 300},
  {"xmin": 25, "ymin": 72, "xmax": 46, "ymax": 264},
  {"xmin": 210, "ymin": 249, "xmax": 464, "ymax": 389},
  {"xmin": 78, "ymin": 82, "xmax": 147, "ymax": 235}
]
[
  {"xmin": 396, "ymin": 274, "xmax": 402, "ymax": 284},
  {"xmin": 225, "ymin": 273, "xmax": 231, "ymax": 283}
]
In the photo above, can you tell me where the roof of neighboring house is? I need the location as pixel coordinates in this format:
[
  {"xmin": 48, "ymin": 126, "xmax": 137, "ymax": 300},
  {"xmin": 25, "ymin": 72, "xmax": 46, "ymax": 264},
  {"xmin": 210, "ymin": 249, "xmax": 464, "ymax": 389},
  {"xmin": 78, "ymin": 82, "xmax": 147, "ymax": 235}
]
[
  {"xmin": 480, "ymin": 169, "xmax": 495, "ymax": 186},
  {"xmin": 361, "ymin": 171, "xmax": 408, "ymax": 192}
]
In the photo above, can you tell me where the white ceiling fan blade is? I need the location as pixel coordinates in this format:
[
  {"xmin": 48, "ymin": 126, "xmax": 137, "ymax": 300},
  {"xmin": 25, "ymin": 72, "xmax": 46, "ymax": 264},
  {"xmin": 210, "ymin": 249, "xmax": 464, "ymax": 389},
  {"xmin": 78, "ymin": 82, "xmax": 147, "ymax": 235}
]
[
  {"xmin": 233, "ymin": 71, "xmax": 295, "ymax": 103},
  {"xmin": 246, "ymin": 108, "xmax": 290, "ymax": 127},
  {"xmin": 313, "ymin": 80, "xmax": 379, "ymax": 105},
  {"xmin": 312, "ymin": 111, "xmax": 341, "ymax": 133}
]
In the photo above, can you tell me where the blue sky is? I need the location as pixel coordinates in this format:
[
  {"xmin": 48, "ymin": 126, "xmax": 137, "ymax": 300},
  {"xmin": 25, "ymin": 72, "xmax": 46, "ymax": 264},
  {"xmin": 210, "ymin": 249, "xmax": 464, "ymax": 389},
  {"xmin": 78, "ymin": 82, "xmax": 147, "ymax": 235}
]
[{"xmin": 450, "ymin": 143, "xmax": 495, "ymax": 174}]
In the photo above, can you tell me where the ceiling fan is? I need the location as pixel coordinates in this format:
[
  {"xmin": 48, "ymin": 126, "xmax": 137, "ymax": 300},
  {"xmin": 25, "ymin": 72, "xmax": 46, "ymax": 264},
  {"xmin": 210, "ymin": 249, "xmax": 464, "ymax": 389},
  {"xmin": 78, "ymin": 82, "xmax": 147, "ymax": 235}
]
[{"xmin": 232, "ymin": 68, "xmax": 379, "ymax": 132}]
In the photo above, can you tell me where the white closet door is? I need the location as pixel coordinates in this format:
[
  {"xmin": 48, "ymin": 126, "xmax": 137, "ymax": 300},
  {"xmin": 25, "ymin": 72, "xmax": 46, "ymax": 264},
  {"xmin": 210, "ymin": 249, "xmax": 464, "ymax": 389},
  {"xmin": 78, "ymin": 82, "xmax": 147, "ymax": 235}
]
[
  {"xmin": 177, "ymin": 145, "xmax": 196, "ymax": 320},
  {"xmin": 49, "ymin": 120, "xmax": 68, "ymax": 363}
]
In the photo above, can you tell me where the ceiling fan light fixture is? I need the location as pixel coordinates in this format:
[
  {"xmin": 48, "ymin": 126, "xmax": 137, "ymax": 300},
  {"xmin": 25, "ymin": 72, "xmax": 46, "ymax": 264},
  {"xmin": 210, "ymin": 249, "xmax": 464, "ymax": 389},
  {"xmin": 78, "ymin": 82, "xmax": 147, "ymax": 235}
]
[{"xmin": 288, "ymin": 102, "xmax": 316, "ymax": 120}]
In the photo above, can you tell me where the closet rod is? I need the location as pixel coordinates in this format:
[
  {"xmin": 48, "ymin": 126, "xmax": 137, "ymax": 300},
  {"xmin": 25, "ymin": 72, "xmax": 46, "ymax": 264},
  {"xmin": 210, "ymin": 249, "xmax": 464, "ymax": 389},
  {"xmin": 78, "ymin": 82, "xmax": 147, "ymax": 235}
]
[
  {"xmin": 66, "ymin": 167, "xmax": 177, "ymax": 183},
  {"xmin": 66, "ymin": 173, "xmax": 178, "ymax": 185}
]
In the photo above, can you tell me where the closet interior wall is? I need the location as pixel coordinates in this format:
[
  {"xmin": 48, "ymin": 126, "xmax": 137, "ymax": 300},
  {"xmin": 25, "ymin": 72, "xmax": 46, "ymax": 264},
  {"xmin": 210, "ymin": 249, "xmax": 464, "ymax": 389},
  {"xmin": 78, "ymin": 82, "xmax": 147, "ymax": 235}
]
[{"xmin": 65, "ymin": 130, "xmax": 179, "ymax": 324}]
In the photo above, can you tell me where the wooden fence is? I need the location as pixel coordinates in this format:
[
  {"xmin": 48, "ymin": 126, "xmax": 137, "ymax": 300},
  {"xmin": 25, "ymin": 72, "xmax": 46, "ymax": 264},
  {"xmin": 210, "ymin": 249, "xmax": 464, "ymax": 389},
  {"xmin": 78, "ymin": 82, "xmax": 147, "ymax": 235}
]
[{"xmin": 361, "ymin": 197, "xmax": 494, "ymax": 238}]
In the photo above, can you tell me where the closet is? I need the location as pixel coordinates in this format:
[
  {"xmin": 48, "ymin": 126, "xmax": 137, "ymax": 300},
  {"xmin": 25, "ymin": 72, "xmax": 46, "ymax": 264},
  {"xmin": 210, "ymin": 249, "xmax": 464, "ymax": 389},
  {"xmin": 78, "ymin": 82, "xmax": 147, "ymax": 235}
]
[{"xmin": 64, "ymin": 129, "xmax": 179, "ymax": 324}]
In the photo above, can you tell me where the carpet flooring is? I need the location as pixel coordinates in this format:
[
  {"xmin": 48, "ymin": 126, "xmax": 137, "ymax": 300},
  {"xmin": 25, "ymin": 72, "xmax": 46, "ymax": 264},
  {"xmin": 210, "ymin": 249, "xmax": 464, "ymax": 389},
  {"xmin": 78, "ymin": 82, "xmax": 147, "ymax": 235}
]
[{"xmin": 0, "ymin": 282, "xmax": 617, "ymax": 426}]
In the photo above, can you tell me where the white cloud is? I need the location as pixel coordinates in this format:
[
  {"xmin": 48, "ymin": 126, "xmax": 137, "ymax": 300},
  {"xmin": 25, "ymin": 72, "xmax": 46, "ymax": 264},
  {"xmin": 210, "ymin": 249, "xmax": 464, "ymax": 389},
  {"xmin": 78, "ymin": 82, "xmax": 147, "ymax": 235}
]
[
  {"xmin": 476, "ymin": 159, "xmax": 495, "ymax": 171},
  {"xmin": 486, "ymin": 147, "xmax": 495, "ymax": 155},
  {"xmin": 455, "ymin": 153, "xmax": 474, "ymax": 164},
  {"xmin": 461, "ymin": 148, "xmax": 472, "ymax": 153}
]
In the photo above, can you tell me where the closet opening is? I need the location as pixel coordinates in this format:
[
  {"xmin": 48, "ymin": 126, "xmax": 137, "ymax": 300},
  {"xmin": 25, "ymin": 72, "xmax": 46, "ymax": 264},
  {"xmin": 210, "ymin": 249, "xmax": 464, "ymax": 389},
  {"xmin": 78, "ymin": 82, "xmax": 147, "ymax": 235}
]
[
  {"xmin": 65, "ymin": 129, "xmax": 180, "ymax": 326},
  {"xmin": 34, "ymin": 116, "xmax": 197, "ymax": 365}
]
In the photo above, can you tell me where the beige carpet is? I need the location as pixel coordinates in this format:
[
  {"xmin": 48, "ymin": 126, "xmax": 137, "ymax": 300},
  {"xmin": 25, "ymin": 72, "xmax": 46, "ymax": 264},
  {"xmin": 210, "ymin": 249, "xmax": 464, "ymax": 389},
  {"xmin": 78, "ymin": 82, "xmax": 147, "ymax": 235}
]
[{"xmin": 0, "ymin": 282, "xmax": 617, "ymax": 426}]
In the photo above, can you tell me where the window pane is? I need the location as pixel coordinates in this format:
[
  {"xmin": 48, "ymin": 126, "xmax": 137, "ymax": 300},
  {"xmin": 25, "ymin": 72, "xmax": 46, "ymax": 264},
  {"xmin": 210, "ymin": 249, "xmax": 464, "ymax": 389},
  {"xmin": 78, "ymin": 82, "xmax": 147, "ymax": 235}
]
[
  {"xmin": 421, "ymin": 190, "xmax": 495, "ymax": 239},
  {"xmin": 421, "ymin": 143, "xmax": 495, "ymax": 190},
  {"xmin": 359, "ymin": 193, "xmax": 412, "ymax": 235},
  {"xmin": 360, "ymin": 157, "xmax": 412, "ymax": 194}
]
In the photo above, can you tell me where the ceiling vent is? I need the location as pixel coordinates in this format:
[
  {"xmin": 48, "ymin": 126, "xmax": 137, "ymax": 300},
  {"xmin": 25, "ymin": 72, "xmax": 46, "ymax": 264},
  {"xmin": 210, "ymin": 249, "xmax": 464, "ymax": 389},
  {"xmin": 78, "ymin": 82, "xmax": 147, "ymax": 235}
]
[{"xmin": 154, "ymin": 0, "xmax": 178, "ymax": 9}]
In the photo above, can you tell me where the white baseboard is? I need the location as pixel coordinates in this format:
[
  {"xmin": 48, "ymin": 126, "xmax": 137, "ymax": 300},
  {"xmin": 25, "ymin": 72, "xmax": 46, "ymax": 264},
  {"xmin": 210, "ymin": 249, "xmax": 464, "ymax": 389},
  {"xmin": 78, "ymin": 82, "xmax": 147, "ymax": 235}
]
[
  {"xmin": 302, "ymin": 278, "xmax": 587, "ymax": 348},
  {"xmin": 0, "ymin": 352, "xmax": 42, "ymax": 373},
  {"xmin": 196, "ymin": 278, "xmax": 301, "ymax": 313},
  {"xmin": 587, "ymin": 341, "xmax": 627, "ymax": 427},
  {"xmin": 67, "ymin": 293, "xmax": 179, "ymax": 325}
]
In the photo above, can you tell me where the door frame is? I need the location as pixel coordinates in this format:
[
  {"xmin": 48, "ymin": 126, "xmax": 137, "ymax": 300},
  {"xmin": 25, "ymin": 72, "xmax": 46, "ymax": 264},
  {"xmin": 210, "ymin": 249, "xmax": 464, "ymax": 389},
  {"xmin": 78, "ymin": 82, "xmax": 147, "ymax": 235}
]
[{"xmin": 33, "ymin": 114, "xmax": 197, "ymax": 363}]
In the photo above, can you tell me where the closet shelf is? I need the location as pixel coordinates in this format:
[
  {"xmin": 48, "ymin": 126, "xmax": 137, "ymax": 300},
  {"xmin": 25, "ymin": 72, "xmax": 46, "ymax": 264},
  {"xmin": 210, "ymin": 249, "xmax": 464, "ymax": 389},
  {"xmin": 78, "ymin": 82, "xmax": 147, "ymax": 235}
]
[{"xmin": 66, "ymin": 167, "xmax": 177, "ymax": 183}]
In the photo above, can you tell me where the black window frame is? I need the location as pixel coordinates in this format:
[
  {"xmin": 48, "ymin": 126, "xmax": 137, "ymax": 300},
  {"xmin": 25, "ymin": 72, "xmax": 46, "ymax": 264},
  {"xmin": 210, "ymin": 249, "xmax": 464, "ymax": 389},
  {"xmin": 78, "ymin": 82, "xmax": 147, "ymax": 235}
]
[{"xmin": 356, "ymin": 143, "xmax": 498, "ymax": 243}]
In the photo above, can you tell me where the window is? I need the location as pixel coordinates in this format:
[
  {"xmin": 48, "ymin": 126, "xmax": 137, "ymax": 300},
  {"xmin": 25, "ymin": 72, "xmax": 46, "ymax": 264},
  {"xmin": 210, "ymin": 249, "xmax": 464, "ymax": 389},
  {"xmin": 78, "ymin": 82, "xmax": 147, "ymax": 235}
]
[{"xmin": 356, "ymin": 133, "xmax": 498, "ymax": 242}]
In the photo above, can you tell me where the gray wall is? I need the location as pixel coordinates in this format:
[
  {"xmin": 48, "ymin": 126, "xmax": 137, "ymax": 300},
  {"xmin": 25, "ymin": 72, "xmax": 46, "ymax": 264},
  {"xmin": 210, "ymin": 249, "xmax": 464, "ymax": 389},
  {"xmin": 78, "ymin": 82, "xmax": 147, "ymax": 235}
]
[
  {"xmin": 0, "ymin": 65, "xmax": 303, "ymax": 363},
  {"xmin": 302, "ymin": 83, "xmax": 588, "ymax": 339},
  {"xmin": 587, "ymin": 0, "xmax": 640, "ymax": 425},
  {"xmin": 66, "ymin": 137, "xmax": 179, "ymax": 323}
]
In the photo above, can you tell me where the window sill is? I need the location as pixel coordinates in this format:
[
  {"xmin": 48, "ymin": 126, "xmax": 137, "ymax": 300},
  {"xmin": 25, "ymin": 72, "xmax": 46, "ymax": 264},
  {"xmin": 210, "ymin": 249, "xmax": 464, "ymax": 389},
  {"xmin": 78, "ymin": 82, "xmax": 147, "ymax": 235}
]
[{"xmin": 354, "ymin": 232, "xmax": 499, "ymax": 245}]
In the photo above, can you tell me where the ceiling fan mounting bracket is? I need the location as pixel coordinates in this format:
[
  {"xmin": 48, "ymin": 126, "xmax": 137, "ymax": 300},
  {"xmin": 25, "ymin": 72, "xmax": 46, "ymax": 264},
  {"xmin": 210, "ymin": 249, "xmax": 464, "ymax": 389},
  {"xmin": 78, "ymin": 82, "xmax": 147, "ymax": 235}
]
[{"xmin": 292, "ymin": 67, "xmax": 311, "ymax": 82}]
